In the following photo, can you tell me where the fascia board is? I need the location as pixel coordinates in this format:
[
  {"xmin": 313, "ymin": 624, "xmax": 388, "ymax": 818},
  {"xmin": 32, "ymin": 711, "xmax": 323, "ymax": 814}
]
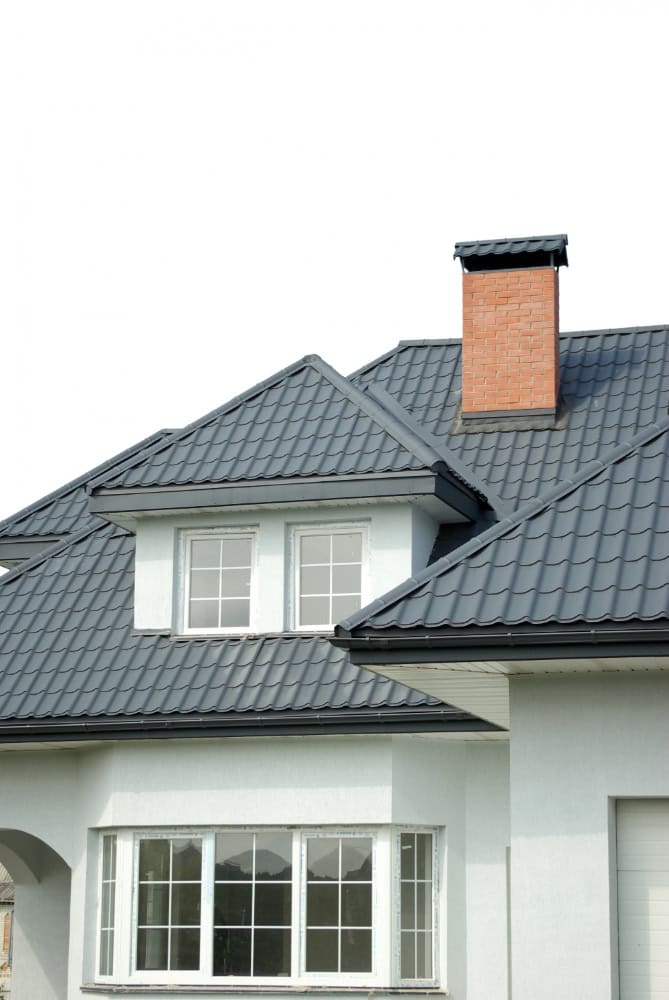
[{"xmin": 89, "ymin": 472, "xmax": 482, "ymax": 521}]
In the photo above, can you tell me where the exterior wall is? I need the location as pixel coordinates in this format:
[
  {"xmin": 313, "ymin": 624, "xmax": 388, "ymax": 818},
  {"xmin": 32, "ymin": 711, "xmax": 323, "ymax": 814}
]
[
  {"xmin": 0, "ymin": 733, "xmax": 510, "ymax": 1000},
  {"xmin": 134, "ymin": 502, "xmax": 438, "ymax": 631},
  {"xmin": 509, "ymin": 672, "xmax": 669, "ymax": 1000},
  {"xmin": 461, "ymin": 266, "xmax": 559, "ymax": 415},
  {"xmin": 11, "ymin": 857, "xmax": 69, "ymax": 1000}
]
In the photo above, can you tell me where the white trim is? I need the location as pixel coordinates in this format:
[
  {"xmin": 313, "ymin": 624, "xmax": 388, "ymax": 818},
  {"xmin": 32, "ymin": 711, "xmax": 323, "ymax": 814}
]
[
  {"xmin": 289, "ymin": 522, "xmax": 371, "ymax": 633},
  {"xmin": 179, "ymin": 527, "xmax": 259, "ymax": 636}
]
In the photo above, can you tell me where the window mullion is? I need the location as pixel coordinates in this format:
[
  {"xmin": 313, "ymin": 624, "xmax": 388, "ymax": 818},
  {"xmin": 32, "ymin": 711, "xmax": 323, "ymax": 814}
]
[{"xmin": 200, "ymin": 834, "xmax": 214, "ymax": 977}]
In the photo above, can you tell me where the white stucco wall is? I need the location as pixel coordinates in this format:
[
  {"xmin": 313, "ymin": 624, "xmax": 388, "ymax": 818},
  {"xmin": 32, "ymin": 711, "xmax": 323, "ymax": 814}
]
[
  {"xmin": 133, "ymin": 502, "xmax": 438, "ymax": 631},
  {"xmin": 0, "ymin": 732, "xmax": 509, "ymax": 1000},
  {"xmin": 509, "ymin": 672, "xmax": 669, "ymax": 1000}
]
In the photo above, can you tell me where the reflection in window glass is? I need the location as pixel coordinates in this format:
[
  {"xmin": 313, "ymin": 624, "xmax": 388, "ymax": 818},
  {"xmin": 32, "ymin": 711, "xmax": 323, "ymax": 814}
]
[
  {"xmin": 136, "ymin": 838, "xmax": 202, "ymax": 971},
  {"xmin": 188, "ymin": 535, "xmax": 253, "ymax": 630},
  {"xmin": 298, "ymin": 531, "xmax": 363, "ymax": 628},
  {"xmin": 306, "ymin": 837, "xmax": 372, "ymax": 973},
  {"xmin": 399, "ymin": 833, "xmax": 433, "ymax": 979},
  {"xmin": 214, "ymin": 832, "xmax": 292, "ymax": 976}
]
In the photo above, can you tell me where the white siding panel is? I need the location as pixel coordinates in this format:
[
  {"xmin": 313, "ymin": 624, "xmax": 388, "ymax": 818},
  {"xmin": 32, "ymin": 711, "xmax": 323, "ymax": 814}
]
[{"xmin": 618, "ymin": 800, "xmax": 669, "ymax": 1000}]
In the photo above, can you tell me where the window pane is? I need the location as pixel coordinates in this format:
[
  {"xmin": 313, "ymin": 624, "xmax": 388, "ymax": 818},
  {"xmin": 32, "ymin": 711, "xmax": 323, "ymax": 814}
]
[
  {"xmin": 103, "ymin": 835, "xmax": 114, "ymax": 880},
  {"xmin": 216, "ymin": 833, "xmax": 254, "ymax": 880},
  {"xmin": 137, "ymin": 928, "xmax": 168, "ymax": 970},
  {"xmin": 400, "ymin": 834, "xmax": 415, "ymax": 879},
  {"xmin": 172, "ymin": 883, "xmax": 201, "ymax": 926},
  {"xmin": 189, "ymin": 599, "xmax": 219, "ymax": 629},
  {"xmin": 214, "ymin": 883, "xmax": 252, "ymax": 926},
  {"xmin": 220, "ymin": 567, "xmax": 251, "ymax": 599},
  {"xmin": 307, "ymin": 839, "xmax": 339, "ymax": 881},
  {"xmin": 400, "ymin": 882, "xmax": 414, "ymax": 930},
  {"xmin": 138, "ymin": 883, "xmax": 169, "ymax": 926},
  {"xmin": 170, "ymin": 927, "xmax": 200, "ymax": 971},
  {"xmin": 332, "ymin": 533, "xmax": 362, "ymax": 563},
  {"xmin": 341, "ymin": 928, "xmax": 371, "ymax": 972},
  {"xmin": 307, "ymin": 883, "xmax": 338, "ymax": 927},
  {"xmin": 172, "ymin": 838, "xmax": 202, "ymax": 881},
  {"xmin": 254, "ymin": 928, "xmax": 291, "ymax": 976},
  {"xmin": 341, "ymin": 883, "xmax": 371, "ymax": 927},
  {"xmin": 139, "ymin": 840, "xmax": 170, "ymax": 882},
  {"xmin": 300, "ymin": 535, "xmax": 330, "ymax": 564},
  {"xmin": 341, "ymin": 838, "xmax": 372, "ymax": 880},
  {"xmin": 416, "ymin": 931, "xmax": 432, "ymax": 979},
  {"xmin": 300, "ymin": 595, "xmax": 330, "ymax": 627},
  {"xmin": 416, "ymin": 882, "xmax": 431, "ymax": 930},
  {"xmin": 191, "ymin": 539, "xmax": 221, "ymax": 569},
  {"xmin": 190, "ymin": 569, "xmax": 219, "ymax": 599},
  {"xmin": 332, "ymin": 594, "xmax": 361, "ymax": 622},
  {"xmin": 255, "ymin": 883, "xmax": 291, "ymax": 926},
  {"xmin": 254, "ymin": 833, "xmax": 292, "ymax": 880},
  {"xmin": 300, "ymin": 565, "xmax": 330, "ymax": 596},
  {"xmin": 332, "ymin": 564, "xmax": 361, "ymax": 594},
  {"xmin": 416, "ymin": 834, "xmax": 432, "ymax": 880},
  {"xmin": 213, "ymin": 928, "xmax": 251, "ymax": 976},
  {"xmin": 221, "ymin": 537, "xmax": 252, "ymax": 568},
  {"xmin": 306, "ymin": 929, "xmax": 338, "ymax": 972},
  {"xmin": 401, "ymin": 931, "xmax": 415, "ymax": 979},
  {"xmin": 219, "ymin": 599, "xmax": 250, "ymax": 628},
  {"xmin": 100, "ymin": 930, "xmax": 111, "ymax": 976}
]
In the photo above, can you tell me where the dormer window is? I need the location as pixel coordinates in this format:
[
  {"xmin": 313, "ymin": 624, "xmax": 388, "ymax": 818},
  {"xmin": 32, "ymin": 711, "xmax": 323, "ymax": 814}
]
[
  {"xmin": 292, "ymin": 525, "xmax": 368, "ymax": 631},
  {"xmin": 182, "ymin": 529, "xmax": 257, "ymax": 634}
]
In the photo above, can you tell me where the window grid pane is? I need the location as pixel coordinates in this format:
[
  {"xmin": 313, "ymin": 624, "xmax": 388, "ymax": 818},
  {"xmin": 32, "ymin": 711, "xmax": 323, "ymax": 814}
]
[
  {"xmin": 188, "ymin": 536, "xmax": 252, "ymax": 630},
  {"xmin": 99, "ymin": 834, "xmax": 117, "ymax": 976},
  {"xmin": 399, "ymin": 833, "xmax": 433, "ymax": 980},
  {"xmin": 214, "ymin": 833, "xmax": 292, "ymax": 977},
  {"xmin": 305, "ymin": 837, "xmax": 373, "ymax": 973},
  {"xmin": 136, "ymin": 838, "xmax": 202, "ymax": 972},
  {"xmin": 298, "ymin": 532, "xmax": 363, "ymax": 628}
]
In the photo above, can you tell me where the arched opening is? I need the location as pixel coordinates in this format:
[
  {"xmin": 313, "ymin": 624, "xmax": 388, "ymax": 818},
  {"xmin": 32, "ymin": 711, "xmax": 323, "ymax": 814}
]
[{"xmin": 0, "ymin": 830, "xmax": 71, "ymax": 1000}]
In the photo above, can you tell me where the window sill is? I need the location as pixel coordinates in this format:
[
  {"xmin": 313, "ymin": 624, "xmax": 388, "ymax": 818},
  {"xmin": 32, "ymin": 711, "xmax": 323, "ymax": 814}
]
[{"xmin": 82, "ymin": 987, "xmax": 447, "ymax": 997}]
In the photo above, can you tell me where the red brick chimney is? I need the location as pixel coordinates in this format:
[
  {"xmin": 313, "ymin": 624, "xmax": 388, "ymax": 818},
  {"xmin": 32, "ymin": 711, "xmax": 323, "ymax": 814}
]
[{"xmin": 454, "ymin": 235, "xmax": 568, "ymax": 422}]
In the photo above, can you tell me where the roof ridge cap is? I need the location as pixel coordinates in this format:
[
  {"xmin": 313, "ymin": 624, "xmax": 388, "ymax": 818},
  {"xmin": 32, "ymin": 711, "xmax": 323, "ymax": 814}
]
[
  {"xmin": 93, "ymin": 355, "xmax": 326, "ymax": 492},
  {"xmin": 0, "ymin": 429, "xmax": 172, "ymax": 536},
  {"xmin": 365, "ymin": 386, "xmax": 510, "ymax": 515},
  {"xmin": 0, "ymin": 521, "xmax": 111, "ymax": 588},
  {"xmin": 306, "ymin": 357, "xmax": 442, "ymax": 471},
  {"xmin": 336, "ymin": 415, "xmax": 669, "ymax": 635}
]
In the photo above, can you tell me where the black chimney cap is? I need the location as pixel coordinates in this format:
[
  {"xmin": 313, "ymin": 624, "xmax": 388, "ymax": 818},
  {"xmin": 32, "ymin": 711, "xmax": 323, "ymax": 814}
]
[{"xmin": 454, "ymin": 234, "xmax": 568, "ymax": 272}]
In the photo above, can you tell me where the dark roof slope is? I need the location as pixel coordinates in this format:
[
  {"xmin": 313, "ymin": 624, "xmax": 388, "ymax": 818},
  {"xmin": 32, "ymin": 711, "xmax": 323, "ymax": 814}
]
[
  {"xmin": 97, "ymin": 356, "xmax": 451, "ymax": 490},
  {"xmin": 337, "ymin": 418, "xmax": 669, "ymax": 635},
  {"xmin": 0, "ymin": 429, "xmax": 175, "ymax": 540},
  {"xmin": 0, "ymin": 524, "xmax": 487, "ymax": 736},
  {"xmin": 352, "ymin": 327, "xmax": 669, "ymax": 509}
]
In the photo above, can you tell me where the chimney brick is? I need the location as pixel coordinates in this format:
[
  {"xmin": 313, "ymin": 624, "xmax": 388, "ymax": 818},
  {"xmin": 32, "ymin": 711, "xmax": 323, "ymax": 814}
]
[{"xmin": 461, "ymin": 266, "xmax": 559, "ymax": 417}]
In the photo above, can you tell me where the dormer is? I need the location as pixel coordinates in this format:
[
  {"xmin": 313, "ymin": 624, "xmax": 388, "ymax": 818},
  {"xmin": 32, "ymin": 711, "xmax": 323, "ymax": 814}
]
[{"xmin": 88, "ymin": 355, "xmax": 496, "ymax": 634}]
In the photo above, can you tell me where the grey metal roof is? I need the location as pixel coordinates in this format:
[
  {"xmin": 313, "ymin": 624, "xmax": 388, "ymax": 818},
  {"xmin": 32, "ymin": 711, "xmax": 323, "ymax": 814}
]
[
  {"xmin": 337, "ymin": 418, "xmax": 669, "ymax": 635},
  {"xmin": 453, "ymin": 234, "xmax": 568, "ymax": 268},
  {"xmin": 352, "ymin": 326, "xmax": 669, "ymax": 510},
  {"xmin": 0, "ymin": 429, "xmax": 175, "ymax": 541},
  {"xmin": 0, "ymin": 524, "xmax": 483, "ymax": 733},
  {"xmin": 97, "ymin": 356, "xmax": 449, "ymax": 491}
]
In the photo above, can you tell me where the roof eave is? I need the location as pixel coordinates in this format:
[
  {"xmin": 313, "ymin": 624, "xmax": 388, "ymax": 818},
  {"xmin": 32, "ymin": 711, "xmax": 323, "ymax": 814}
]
[{"xmin": 88, "ymin": 470, "xmax": 484, "ymax": 523}]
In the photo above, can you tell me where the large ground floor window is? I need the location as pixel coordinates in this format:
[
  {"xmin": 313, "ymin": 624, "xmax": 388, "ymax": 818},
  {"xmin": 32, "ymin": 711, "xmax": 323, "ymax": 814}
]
[{"xmin": 96, "ymin": 827, "xmax": 437, "ymax": 988}]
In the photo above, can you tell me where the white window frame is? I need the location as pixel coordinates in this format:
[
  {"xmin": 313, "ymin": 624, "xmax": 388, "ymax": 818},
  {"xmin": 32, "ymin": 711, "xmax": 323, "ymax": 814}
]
[
  {"xmin": 289, "ymin": 522, "xmax": 370, "ymax": 633},
  {"xmin": 394, "ymin": 828, "xmax": 439, "ymax": 987},
  {"xmin": 97, "ymin": 825, "xmax": 437, "ymax": 989},
  {"xmin": 179, "ymin": 527, "xmax": 259, "ymax": 636},
  {"xmin": 95, "ymin": 833, "xmax": 118, "ymax": 983}
]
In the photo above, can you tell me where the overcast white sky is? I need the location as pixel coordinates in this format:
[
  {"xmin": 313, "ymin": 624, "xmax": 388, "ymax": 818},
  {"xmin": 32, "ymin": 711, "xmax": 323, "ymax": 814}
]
[{"xmin": 1, "ymin": 0, "xmax": 668, "ymax": 521}]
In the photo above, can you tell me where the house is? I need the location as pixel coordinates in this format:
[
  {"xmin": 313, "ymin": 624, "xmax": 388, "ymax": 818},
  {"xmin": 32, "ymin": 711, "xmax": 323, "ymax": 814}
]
[{"xmin": 0, "ymin": 233, "xmax": 667, "ymax": 1000}]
